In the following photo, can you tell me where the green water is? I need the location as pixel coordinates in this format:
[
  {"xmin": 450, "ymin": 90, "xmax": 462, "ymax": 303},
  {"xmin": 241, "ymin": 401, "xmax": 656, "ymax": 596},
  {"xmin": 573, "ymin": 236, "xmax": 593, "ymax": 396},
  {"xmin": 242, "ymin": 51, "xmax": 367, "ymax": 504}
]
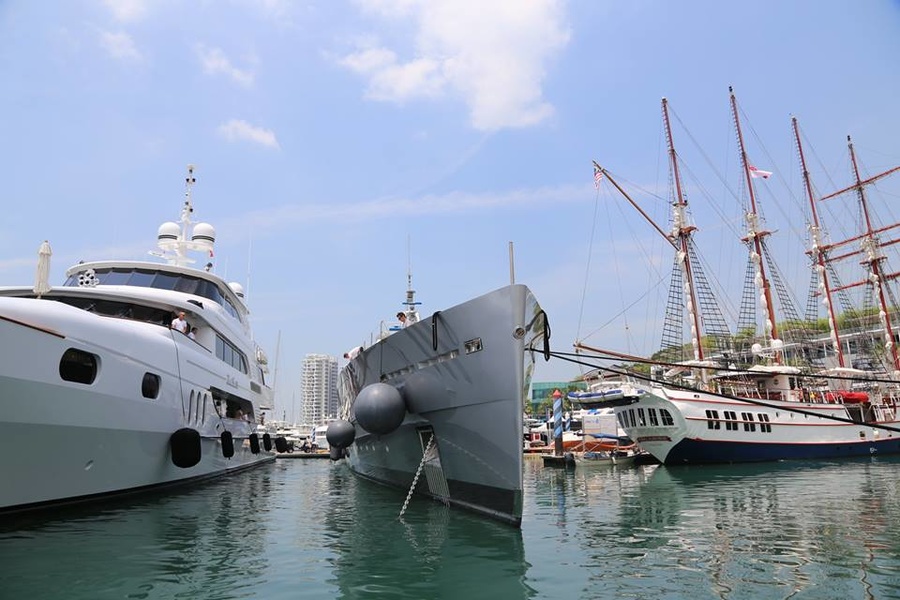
[{"xmin": 2, "ymin": 456, "xmax": 900, "ymax": 599}]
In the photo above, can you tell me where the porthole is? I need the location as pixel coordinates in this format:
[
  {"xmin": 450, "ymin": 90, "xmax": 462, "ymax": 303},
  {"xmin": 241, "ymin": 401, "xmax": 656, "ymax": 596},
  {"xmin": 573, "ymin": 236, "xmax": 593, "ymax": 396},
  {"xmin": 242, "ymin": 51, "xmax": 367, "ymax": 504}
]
[
  {"xmin": 59, "ymin": 348, "xmax": 98, "ymax": 384},
  {"xmin": 142, "ymin": 373, "xmax": 161, "ymax": 398}
]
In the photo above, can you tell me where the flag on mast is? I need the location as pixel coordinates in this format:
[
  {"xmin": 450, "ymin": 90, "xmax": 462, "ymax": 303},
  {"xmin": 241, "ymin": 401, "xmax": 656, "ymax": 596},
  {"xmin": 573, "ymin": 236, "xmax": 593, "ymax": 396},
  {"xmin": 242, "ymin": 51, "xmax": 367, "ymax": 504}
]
[
  {"xmin": 749, "ymin": 164, "xmax": 772, "ymax": 179},
  {"xmin": 593, "ymin": 164, "xmax": 603, "ymax": 189}
]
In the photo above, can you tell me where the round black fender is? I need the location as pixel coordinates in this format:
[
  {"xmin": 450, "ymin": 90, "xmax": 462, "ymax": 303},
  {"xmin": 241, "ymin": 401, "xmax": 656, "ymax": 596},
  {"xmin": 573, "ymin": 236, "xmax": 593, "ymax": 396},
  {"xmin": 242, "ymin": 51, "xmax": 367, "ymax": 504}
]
[
  {"xmin": 249, "ymin": 433, "xmax": 260, "ymax": 454},
  {"xmin": 263, "ymin": 433, "xmax": 272, "ymax": 452},
  {"xmin": 170, "ymin": 428, "xmax": 201, "ymax": 468},
  {"xmin": 326, "ymin": 420, "xmax": 355, "ymax": 449},
  {"xmin": 355, "ymin": 383, "xmax": 406, "ymax": 435},
  {"xmin": 274, "ymin": 436, "xmax": 288, "ymax": 453},
  {"xmin": 221, "ymin": 430, "xmax": 235, "ymax": 458},
  {"xmin": 329, "ymin": 446, "xmax": 344, "ymax": 461}
]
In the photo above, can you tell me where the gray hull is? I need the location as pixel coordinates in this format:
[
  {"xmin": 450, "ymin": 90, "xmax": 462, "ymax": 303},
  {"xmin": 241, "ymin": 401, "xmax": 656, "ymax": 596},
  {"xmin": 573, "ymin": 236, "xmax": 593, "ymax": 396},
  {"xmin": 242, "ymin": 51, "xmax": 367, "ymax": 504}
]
[{"xmin": 338, "ymin": 284, "xmax": 545, "ymax": 526}]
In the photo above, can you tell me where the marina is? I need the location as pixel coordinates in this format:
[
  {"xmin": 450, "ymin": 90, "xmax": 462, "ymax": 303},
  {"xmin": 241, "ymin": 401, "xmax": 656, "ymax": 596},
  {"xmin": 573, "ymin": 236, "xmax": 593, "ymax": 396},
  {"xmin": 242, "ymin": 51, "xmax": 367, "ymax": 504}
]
[{"xmin": 3, "ymin": 455, "xmax": 900, "ymax": 598}]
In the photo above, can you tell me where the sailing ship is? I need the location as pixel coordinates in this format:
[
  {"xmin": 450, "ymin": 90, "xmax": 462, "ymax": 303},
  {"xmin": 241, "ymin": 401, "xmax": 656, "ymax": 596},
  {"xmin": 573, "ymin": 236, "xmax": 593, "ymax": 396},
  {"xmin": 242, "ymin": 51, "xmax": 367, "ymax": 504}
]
[
  {"xmin": 581, "ymin": 88, "xmax": 900, "ymax": 465},
  {"xmin": 327, "ymin": 270, "xmax": 548, "ymax": 526},
  {"xmin": 0, "ymin": 165, "xmax": 277, "ymax": 513}
]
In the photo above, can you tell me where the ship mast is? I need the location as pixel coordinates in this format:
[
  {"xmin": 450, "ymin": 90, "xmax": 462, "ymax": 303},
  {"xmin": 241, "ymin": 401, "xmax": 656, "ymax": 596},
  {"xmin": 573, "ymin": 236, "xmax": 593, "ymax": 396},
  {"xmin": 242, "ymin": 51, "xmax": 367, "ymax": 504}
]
[
  {"xmin": 820, "ymin": 137, "xmax": 900, "ymax": 373},
  {"xmin": 793, "ymin": 117, "xmax": 846, "ymax": 368},
  {"xmin": 730, "ymin": 86, "xmax": 782, "ymax": 363},
  {"xmin": 662, "ymin": 98, "xmax": 705, "ymax": 361}
]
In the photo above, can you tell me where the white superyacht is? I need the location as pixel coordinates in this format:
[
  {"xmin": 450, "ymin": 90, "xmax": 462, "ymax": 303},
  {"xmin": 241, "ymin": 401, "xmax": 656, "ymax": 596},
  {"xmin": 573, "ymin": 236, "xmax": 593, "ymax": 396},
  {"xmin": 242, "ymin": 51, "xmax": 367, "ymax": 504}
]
[{"xmin": 0, "ymin": 165, "xmax": 277, "ymax": 513}]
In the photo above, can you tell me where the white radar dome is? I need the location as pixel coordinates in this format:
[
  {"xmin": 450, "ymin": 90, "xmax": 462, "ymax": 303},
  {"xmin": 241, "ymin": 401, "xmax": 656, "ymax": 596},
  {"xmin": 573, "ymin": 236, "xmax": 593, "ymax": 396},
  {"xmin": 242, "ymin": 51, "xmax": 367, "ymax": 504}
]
[
  {"xmin": 191, "ymin": 222, "xmax": 216, "ymax": 252},
  {"xmin": 229, "ymin": 282, "xmax": 245, "ymax": 298},
  {"xmin": 157, "ymin": 222, "xmax": 180, "ymax": 250}
]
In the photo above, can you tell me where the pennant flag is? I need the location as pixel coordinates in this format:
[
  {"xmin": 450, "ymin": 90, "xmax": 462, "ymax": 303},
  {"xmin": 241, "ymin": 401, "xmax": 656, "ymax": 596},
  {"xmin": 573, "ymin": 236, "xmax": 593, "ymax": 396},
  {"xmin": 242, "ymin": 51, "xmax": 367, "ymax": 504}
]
[
  {"xmin": 593, "ymin": 164, "xmax": 603, "ymax": 189},
  {"xmin": 749, "ymin": 165, "xmax": 772, "ymax": 179}
]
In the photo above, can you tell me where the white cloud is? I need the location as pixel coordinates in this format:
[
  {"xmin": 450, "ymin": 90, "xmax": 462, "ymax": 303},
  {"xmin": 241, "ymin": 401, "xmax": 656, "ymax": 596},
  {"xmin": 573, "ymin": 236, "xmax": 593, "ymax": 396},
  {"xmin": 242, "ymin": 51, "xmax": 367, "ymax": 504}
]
[
  {"xmin": 98, "ymin": 30, "xmax": 143, "ymax": 62},
  {"xmin": 196, "ymin": 44, "xmax": 255, "ymax": 87},
  {"xmin": 340, "ymin": 0, "xmax": 570, "ymax": 131},
  {"xmin": 102, "ymin": 0, "xmax": 149, "ymax": 22},
  {"xmin": 217, "ymin": 119, "xmax": 280, "ymax": 149}
]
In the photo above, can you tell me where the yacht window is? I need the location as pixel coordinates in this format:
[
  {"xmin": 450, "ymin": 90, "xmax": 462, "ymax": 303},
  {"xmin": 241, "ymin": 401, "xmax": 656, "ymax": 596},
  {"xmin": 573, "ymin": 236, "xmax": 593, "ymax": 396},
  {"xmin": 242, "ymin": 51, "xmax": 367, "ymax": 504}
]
[
  {"xmin": 151, "ymin": 272, "xmax": 179, "ymax": 290},
  {"xmin": 127, "ymin": 270, "xmax": 156, "ymax": 287},
  {"xmin": 659, "ymin": 409, "xmax": 675, "ymax": 427},
  {"xmin": 63, "ymin": 267, "xmax": 243, "ymax": 324},
  {"xmin": 142, "ymin": 373, "xmax": 160, "ymax": 399},
  {"xmin": 59, "ymin": 348, "xmax": 98, "ymax": 384},
  {"xmin": 104, "ymin": 269, "xmax": 131, "ymax": 285}
]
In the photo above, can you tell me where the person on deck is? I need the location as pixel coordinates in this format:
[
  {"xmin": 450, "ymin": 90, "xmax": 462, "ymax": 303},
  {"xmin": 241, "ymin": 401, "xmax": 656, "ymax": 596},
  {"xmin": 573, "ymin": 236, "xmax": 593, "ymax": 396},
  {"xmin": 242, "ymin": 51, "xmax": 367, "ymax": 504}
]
[{"xmin": 170, "ymin": 311, "xmax": 188, "ymax": 334}]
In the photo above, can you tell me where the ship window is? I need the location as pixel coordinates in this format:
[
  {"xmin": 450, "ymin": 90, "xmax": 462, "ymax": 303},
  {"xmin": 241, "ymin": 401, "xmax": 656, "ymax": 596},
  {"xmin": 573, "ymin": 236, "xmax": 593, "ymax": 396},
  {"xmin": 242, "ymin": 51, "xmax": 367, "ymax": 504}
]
[
  {"xmin": 142, "ymin": 373, "xmax": 160, "ymax": 398},
  {"xmin": 103, "ymin": 269, "xmax": 131, "ymax": 285},
  {"xmin": 742, "ymin": 412, "xmax": 756, "ymax": 432},
  {"xmin": 127, "ymin": 270, "xmax": 156, "ymax": 287},
  {"xmin": 637, "ymin": 408, "xmax": 646, "ymax": 426},
  {"xmin": 724, "ymin": 410, "xmax": 738, "ymax": 431},
  {"xmin": 617, "ymin": 412, "xmax": 627, "ymax": 429},
  {"xmin": 152, "ymin": 272, "xmax": 179, "ymax": 290},
  {"xmin": 758, "ymin": 413, "xmax": 771, "ymax": 433},
  {"xmin": 659, "ymin": 409, "xmax": 674, "ymax": 427},
  {"xmin": 59, "ymin": 348, "xmax": 98, "ymax": 384},
  {"xmin": 648, "ymin": 408, "xmax": 659, "ymax": 427},
  {"xmin": 705, "ymin": 409, "xmax": 720, "ymax": 430},
  {"xmin": 215, "ymin": 334, "xmax": 249, "ymax": 375}
]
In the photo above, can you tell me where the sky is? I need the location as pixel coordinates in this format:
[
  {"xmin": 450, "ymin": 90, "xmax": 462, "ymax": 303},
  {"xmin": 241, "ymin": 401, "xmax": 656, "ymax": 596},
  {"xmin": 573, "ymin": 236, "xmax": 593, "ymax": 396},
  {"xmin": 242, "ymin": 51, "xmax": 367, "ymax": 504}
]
[{"xmin": 2, "ymin": 1, "xmax": 900, "ymax": 422}]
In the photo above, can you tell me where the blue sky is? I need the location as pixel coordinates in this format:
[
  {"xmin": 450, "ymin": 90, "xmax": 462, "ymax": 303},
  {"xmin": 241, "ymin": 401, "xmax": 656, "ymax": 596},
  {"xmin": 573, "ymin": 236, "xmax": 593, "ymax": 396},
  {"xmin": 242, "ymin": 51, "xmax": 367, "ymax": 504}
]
[{"xmin": 2, "ymin": 1, "xmax": 900, "ymax": 421}]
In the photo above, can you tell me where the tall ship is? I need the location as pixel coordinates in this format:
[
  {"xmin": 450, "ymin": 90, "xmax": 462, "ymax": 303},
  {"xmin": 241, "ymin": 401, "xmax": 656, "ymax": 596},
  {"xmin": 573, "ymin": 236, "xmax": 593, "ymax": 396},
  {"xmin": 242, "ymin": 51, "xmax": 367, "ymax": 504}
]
[
  {"xmin": 1, "ymin": 165, "xmax": 277, "ymax": 513},
  {"xmin": 328, "ymin": 271, "xmax": 548, "ymax": 526},
  {"xmin": 580, "ymin": 89, "xmax": 900, "ymax": 465}
]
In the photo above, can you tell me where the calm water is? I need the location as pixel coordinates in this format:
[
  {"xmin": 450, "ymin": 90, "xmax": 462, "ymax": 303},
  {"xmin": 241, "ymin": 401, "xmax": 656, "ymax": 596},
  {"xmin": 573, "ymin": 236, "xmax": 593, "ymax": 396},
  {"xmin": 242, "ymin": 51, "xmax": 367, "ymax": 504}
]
[{"xmin": 3, "ymin": 455, "xmax": 900, "ymax": 599}]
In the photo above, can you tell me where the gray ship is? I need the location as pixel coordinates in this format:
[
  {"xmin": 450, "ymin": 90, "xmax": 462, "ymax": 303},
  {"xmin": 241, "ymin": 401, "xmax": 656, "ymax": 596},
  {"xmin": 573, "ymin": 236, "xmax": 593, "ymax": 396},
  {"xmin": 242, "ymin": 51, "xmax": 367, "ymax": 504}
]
[{"xmin": 328, "ymin": 280, "xmax": 547, "ymax": 526}]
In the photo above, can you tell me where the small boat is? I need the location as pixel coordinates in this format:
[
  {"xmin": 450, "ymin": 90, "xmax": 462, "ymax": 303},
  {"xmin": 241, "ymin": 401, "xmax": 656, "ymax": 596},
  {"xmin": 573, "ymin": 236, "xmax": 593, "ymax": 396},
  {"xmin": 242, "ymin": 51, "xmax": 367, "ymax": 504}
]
[
  {"xmin": 0, "ymin": 165, "xmax": 277, "ymax": 514},
  {"xmin": 574, "ymin": 433, "xmax": 651, "ymax": 467},
  {"xmin": 328, "ymin": 272, "xmax": 549, "ymax": 527}
]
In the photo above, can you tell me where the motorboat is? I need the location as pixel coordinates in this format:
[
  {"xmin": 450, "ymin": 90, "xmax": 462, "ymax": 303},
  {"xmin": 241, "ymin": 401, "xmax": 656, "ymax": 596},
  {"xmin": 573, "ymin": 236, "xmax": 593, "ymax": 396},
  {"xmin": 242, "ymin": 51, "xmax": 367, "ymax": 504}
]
[{"xmin": 0, "ymin": 165, "xmax": 277, "ymax": 513}]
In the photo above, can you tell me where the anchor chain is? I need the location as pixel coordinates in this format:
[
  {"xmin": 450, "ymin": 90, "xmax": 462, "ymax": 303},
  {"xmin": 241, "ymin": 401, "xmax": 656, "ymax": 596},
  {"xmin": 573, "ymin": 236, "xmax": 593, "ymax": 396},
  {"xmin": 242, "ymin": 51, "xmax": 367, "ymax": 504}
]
[{"xmin": 398, "ymin": 434, "xmax": 434, "ymax": 520}]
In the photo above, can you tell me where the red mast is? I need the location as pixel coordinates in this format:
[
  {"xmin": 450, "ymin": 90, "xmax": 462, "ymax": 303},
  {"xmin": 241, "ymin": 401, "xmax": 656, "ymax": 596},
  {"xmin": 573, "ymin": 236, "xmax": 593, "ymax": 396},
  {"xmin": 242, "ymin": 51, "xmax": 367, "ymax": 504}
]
[
  {"xmin": 793, "ymin": 117, "xmax": 846, "ymax": 368},
  {"xmin": 729, "ymin": 86, "xmax": 781, "ymax": 363},
  {"xmin": 820, "ymin": 137, "xmax": 900, "ymax": 373}
]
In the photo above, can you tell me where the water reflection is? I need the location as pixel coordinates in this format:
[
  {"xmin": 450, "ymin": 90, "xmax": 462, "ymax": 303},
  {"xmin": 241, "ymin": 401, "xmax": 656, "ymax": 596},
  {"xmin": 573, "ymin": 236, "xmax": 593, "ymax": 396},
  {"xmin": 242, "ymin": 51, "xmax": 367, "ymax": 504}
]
[
  {"xmin": 526, "ymin": 455, "xmax": 900, "ymax": 599},
  {"xmin": 324, "ymin": 464, "xmax": 534, "ymax": 599},
  {"xmin": 0, "ymin": 465, "xmax": 279, "ymax": 599}
]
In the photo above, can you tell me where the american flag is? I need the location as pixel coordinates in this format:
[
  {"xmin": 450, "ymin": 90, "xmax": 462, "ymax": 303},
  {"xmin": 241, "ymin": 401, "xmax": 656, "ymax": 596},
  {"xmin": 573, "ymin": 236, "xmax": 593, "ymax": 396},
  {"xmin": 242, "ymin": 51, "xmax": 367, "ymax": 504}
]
[{"xmin": 593, "ymin": 164, "xmax": 603, "ymax": 189}]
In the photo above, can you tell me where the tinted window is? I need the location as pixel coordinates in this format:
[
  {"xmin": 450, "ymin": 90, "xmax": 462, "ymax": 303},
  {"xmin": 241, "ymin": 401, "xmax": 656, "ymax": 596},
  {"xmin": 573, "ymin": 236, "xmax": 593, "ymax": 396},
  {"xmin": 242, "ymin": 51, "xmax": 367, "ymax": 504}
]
[
  {"xmin": 142, "ymin": 373, "xmax": 160, "ymax": 398},
  {"xmin": 59, "ymin": 348, "xmax": 98, "ymax": 384}
]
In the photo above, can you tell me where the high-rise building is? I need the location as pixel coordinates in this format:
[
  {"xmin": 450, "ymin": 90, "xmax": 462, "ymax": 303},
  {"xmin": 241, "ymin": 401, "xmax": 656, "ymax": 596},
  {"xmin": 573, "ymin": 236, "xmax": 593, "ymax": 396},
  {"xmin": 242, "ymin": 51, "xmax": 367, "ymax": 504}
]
[{"xmin": 300, "ymin": 353, "xmax": 339, "ymax": 425}]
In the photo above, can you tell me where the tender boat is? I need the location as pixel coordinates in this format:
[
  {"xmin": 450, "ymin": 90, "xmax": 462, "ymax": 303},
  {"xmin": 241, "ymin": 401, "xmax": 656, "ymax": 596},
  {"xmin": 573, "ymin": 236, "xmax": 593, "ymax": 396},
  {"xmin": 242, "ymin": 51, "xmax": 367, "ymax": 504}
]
[
  {"xmin": 328, "ymin": 276, "xmax": 548, "ymax": 526},
  {"xmin": 0, "ymin": 165, "xmax": 277, "ymax": 514}
]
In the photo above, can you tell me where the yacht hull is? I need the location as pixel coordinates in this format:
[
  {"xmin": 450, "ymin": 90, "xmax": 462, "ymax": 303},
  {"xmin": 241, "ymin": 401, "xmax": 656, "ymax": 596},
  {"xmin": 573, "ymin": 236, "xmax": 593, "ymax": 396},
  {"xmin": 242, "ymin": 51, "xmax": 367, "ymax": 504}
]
[
  {"xmin": 339, "ymin": 284, "xmax": 545, "ymax": 526},
  {"xmin": 0, "ymin": 297, "xmax": 275, "ymax": 513}
]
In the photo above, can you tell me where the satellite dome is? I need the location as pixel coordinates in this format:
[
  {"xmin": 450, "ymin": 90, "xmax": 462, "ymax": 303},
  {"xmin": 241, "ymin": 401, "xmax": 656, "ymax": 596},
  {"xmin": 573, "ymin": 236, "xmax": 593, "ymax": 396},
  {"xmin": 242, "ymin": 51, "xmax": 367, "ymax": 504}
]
[
  {"xmin": 191, "ymin": 222, "xmax": 216, "ymax": 252},
  {"xmin": 229, "ymin": 282, "xmax": 245, "ymax": 298},
  {"xmin": 157, "ymin": 222, "xmax": 180, "ymax": 250}
]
